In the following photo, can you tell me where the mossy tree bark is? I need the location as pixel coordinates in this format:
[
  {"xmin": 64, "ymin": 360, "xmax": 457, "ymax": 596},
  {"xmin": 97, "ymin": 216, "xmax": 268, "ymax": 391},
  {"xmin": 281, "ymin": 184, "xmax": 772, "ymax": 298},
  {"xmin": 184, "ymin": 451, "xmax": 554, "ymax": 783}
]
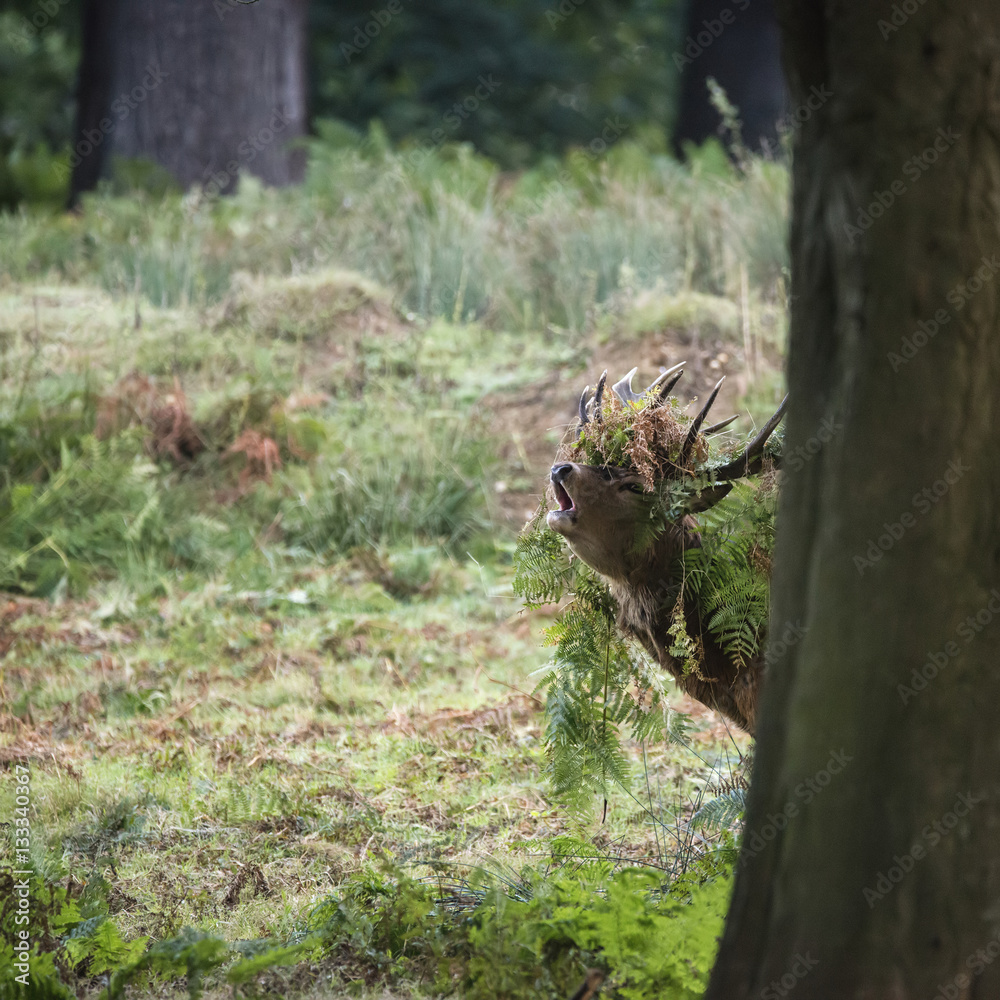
[
  {"xmin": 707, "ymin": 4, "xmax": 1000, "ymax": 997},
  {"xmin": 69, "ymin": 0, "xmax": 306, "ymax": 206}
]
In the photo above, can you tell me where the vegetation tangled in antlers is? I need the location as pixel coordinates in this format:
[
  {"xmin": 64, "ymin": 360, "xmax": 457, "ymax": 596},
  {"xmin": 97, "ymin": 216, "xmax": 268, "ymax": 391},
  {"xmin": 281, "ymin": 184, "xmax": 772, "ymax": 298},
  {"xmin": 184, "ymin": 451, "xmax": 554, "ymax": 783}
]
[{"xmin": 568, "ymin": 363, "xmax": 786, "ymax": 518}]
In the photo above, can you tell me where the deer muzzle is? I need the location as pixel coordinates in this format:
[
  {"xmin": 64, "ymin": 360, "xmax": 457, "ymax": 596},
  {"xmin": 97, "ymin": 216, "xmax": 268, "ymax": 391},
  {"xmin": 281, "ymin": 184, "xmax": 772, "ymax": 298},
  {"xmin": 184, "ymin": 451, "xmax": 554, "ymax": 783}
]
[{"xmin": 547, "ymin": 463, "xmax": 578, "ymax": 526}]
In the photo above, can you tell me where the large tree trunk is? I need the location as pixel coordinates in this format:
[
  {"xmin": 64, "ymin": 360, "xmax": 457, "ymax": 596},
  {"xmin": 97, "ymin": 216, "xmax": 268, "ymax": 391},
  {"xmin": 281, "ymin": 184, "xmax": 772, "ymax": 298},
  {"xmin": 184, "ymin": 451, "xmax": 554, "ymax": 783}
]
[
  {"xmin": 672, "ymin": 0, "xmax": 787, "ymax": 155},
  {"xmin": 69, "ymin": 0, "xmax": 307, "ymax": 206},
  {"xmin": 707, "ymin": 3, "xmax": 1000, "ymax": 997}
]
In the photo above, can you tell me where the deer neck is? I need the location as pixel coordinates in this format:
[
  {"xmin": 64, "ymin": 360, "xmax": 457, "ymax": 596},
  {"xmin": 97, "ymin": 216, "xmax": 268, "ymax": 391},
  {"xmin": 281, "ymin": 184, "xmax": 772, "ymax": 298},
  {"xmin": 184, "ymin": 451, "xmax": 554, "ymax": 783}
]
[
  {"xmin": 609, "ymin": 520, "xmax": 701, "ymax": 639},
  {"xmin": 622, "ymin": 520, "xmax": 699, "ymax": 599}
]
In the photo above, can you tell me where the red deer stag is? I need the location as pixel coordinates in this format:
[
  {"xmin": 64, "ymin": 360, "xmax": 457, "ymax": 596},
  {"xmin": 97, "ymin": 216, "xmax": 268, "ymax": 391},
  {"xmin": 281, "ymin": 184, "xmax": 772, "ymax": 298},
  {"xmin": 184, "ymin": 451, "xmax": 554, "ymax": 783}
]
[{"xmin": 546, "ymin": 364, "xmax": 787, "ymax": 734}]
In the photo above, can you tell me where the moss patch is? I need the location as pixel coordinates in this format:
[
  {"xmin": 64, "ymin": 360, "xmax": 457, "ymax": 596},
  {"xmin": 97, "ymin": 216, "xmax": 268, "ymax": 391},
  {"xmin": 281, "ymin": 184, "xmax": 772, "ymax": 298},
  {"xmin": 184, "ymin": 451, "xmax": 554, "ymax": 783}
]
[{"xmin": 220, "ymin": 268, "xmax": 398, "ymax": 340}]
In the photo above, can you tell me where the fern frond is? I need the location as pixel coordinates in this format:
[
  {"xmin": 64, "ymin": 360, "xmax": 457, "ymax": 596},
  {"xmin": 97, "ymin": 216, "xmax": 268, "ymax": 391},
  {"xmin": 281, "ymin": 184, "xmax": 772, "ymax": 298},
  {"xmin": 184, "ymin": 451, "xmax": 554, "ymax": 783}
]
[
  {"xmin": 513, "ymin": 503, "xmax": 573, "ymax": 607},
  {"xmin": 678, "ymin": 482, "xmax": 776, "ymax": 666},
  {"xmin": 692, "ymin": 789, "xmax": 746, "ymax": 832}
]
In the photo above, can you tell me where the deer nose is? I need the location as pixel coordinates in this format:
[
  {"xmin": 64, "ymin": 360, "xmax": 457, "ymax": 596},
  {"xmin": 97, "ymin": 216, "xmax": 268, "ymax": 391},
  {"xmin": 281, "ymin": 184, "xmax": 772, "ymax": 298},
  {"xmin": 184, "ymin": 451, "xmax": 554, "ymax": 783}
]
[{"xmin": 550, "ymin": 463, "xmax": 573, "ymax": 483}]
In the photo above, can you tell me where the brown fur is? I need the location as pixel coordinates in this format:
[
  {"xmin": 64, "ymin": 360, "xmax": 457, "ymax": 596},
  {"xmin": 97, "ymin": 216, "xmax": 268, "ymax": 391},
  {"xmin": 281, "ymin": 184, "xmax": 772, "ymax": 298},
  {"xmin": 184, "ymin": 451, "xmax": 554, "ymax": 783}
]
[{"xmin": 547, "ymin": 461, "xmax": 762, "ymax": 734}]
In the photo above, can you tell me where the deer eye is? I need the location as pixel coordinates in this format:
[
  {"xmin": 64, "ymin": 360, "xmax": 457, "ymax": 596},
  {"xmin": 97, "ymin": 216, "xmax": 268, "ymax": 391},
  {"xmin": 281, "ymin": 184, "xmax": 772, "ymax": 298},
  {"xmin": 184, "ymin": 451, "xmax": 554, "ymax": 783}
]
[
  {"xmin": 620, "ymin": 482, "xmax": 645, "ymax": 494},
  {"xmin": 599, "ymin": 468, "xmax": 613, "ymax": 481}
]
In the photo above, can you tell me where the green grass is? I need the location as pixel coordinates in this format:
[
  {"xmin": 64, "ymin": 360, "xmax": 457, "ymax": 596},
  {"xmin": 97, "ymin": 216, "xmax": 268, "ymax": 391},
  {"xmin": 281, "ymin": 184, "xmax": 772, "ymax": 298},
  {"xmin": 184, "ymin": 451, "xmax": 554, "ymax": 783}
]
[
  {"xmin": 0, "ymin": 135, "xmax": 782, "ymax": 998},
  {"xmin": 1, "ymin": 555, "xmax": 748, "ymax": 998}
]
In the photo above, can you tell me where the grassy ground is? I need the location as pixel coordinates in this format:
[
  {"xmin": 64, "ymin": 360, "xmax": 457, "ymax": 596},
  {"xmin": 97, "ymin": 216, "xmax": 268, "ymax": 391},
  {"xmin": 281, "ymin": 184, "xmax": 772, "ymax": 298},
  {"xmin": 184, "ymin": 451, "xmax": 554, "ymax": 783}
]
[{"xmin": 0, "ymin": 138, "xmax": 785, "ymax": 999}]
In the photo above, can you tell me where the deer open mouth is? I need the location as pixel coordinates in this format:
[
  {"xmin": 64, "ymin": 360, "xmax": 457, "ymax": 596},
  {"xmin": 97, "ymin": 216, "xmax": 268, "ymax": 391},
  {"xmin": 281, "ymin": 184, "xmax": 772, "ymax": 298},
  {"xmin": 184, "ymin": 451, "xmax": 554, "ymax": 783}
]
[{"xmin": 553, "ymin": 481, "xmax": 575, "ymax": 513}]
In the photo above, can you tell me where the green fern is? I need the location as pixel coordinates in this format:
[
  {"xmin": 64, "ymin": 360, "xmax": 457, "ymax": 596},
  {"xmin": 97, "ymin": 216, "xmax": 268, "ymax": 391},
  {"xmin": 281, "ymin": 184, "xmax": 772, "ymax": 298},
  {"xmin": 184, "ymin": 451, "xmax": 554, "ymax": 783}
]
[
  {"xmin": 691, "ymin": 789, "xmax": 746, "ymax": 832},
  {"xmin": 514, "ymin": 517, "xmax": 663, "ymax": 802},
  {"xmin": 677, "ymin": 481, "xmax": 775, "ymax": 667},
  {"xmin": 512, "ymin": 504, "xmax": 573, "ymax": 607}
]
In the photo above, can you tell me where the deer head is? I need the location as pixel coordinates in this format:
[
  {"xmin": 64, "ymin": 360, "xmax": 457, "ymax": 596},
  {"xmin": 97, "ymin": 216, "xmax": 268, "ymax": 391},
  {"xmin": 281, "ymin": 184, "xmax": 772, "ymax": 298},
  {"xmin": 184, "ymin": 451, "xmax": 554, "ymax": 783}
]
[
  {"xmin": 546, "ymin": 364, "xmax": 787, "ymax": 582},
  {"xmin": 547, "ymin": 460, "xmax": 657, "ymax": 580}
]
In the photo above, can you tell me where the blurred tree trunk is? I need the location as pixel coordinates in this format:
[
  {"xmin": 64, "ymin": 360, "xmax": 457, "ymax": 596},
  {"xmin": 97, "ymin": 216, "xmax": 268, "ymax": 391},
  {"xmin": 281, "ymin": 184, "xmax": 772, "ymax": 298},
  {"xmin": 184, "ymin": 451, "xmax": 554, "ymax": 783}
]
[
  {"xmin": 672, "ymin": 0, "xmax": 786, "ymax": 154},
  {"xmin": 69, "ymin": 0, "xmax": 307, "ymax": 206},
  {"xmin": 706, "ymin": 3, "xmax": 1000, "ymax": 997}
]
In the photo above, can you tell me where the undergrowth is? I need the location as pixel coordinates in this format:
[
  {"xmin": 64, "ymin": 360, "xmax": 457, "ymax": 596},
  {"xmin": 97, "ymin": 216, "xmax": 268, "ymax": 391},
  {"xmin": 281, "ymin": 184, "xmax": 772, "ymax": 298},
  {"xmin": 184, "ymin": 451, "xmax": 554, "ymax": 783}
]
[
  {"xmin": 1, "ymin": 851, "xmax": 733, "ymax": 1000},
  {"xmin": 0, "ymin": 130, "xmax": 788, "ymax": 328},
  {"xmin": 0, "ymin": 361, "xmax": 494, "ymax": 599},
  {"xmin": 0, "ymin": 137, "xmax": 786, "ymax": 999}
]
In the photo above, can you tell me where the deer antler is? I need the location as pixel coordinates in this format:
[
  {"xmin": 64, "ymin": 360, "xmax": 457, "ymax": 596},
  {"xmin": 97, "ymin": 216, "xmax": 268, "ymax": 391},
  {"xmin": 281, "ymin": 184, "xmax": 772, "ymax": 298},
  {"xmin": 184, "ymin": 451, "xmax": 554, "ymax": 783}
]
[
  {"xmin": 610, "ymin": 361, "xmax": 686, "ymax": 406},
  {"xmin": 711, "ymin": 394, "xmax": 788, "ymax": 479},
  {"xmin": 610, "ymin": 367, "xmax": 641, "ymax": 404},
  {"xmin": 678, "ymin": 376, "xmax": 725, "ymax": 466},
  {"xmin": 577, "ymin": 370, "xmax": 609, "ymax": 429},
  {"xmin": 704, "ymin": 414, "xmax": 739, "ymax": 434},
  {"xmin": 656, "ymin": 364, "xmax": 686, "ymax": 401},
  {"xmin": 575, "ymin": 366, "xmax": 786, "ymax": 481},
  {"xmin": 579, "ymin": 363, "xmax": 686, "ymax": 429},
  {"xmin": 682, "ymin": 394, "xmax": 788, "ymax": 514}
]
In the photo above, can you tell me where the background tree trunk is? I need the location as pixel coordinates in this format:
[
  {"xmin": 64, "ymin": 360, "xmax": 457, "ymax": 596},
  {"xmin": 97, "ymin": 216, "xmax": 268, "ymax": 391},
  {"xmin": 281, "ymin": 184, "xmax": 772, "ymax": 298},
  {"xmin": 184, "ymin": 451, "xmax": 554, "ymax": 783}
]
[
  {"xmin": 672, "ymin": 0, "xmax": 786, "ymax": 155},
  {"xmin": 68, "ymin": 0, "xmax": 117, "ymax": 207},
  {"xmin": 69, "ymin": 0, "xmax": 307, "ymax": 206},
  {"xmin": 707, "ymin": 3, "xmax": 1000, "ymax": 997}
]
